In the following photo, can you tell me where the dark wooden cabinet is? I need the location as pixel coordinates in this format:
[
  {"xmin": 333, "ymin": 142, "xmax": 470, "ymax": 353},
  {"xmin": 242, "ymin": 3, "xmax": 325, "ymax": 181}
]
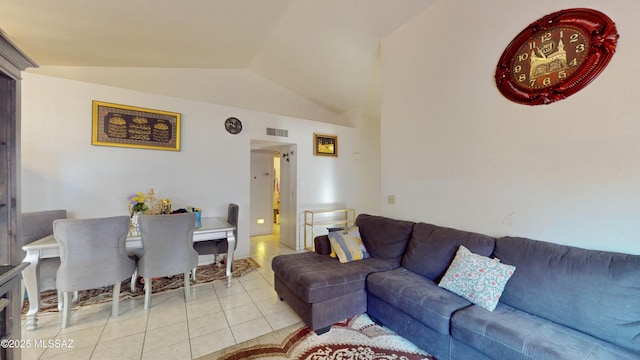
[
  {"xmin": 0, "ymin": 73, "xmax": 15, "ymax": 267},
  {"xmin": 0, "ymin": 29, "xmax": 37, "ymax": 360},
  {"xmin": 0, "ymin": 31, "xmax": 36, "ymax": 266}
]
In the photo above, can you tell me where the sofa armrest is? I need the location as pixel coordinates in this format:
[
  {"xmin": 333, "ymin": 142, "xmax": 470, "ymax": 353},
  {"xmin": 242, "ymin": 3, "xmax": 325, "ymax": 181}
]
[{"xmin": 314, "ymin": 235, "xmax": 332, "ymax": 255}]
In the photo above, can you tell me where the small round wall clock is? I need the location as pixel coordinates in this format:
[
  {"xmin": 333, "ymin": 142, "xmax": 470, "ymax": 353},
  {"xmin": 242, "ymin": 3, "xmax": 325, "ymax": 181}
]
[
  {"xmin": 224, "ymin": 117, "xmax": 242, "ymax": 134},
  {"xmin": 495, "ymin": 8, "xmax": 619, "ymax": 105}
]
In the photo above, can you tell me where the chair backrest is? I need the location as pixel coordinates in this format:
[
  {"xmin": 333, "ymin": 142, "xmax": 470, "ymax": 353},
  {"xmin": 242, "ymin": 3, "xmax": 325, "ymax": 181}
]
[
  {"xmin": 137, "ymin": 213, "xmax": 198, "ymax": 278},
  {"xmin": 21, "ymin": 209, "xmax": 67, "ymax": 247},
  {"xmin": 53, "ymin": 216, "xmax": 135, "ymax": 292},
  {"xmin": 21, "ymin": 210, "xmax": 67, "ymax": 291},
  {"xmin": 228, "ymin": 203, "xmax": 239, "ymax": 250}
]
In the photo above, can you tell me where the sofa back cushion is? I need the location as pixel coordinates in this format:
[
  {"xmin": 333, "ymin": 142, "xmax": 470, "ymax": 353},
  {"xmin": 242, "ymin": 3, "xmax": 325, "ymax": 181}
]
[
  {"xmin": 495, "ymin": 236, "xmax": 640, "ymax": 353},
  {"xmin": 402, "ymin": 222, "xmax": 495, "ymax": 281},
  {"xmin": 355, "ymin": 214, "xmax": 414, "ymax": 263}
]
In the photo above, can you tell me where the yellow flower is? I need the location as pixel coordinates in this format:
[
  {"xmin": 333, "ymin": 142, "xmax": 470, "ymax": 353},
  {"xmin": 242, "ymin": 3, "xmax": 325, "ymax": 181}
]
[{"xmin": 128, "ymin": 191, "xmax": 149, "ymax": 213}]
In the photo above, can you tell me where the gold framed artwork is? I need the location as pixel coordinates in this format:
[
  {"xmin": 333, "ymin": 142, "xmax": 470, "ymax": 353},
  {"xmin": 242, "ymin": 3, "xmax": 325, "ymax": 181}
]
[
  {"xmin": 314, "ymin": 133, "xmax": 338, "ymax": 157},
  {"xmin": 91, "ymin": 101, "xmax": 181, "ymax": 151}
]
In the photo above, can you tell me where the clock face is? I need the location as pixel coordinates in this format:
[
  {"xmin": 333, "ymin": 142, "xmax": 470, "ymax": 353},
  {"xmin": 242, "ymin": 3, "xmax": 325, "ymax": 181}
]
[
  {"xmin": 495, "ymin": 8, "xmax": 618, "ymax": 105},
  {"xmin": 511, "ymin": 26, "xmax": 588, "ymax": 90},
  {"xmin": 224, "ymin": 117, "xmax": 242, "ymax": 134}
]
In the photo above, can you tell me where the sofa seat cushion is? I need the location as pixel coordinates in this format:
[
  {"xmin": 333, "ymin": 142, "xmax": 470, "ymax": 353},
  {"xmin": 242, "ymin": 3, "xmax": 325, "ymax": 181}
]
[
  {"xmin": 272, "ymin": 252, "xmax": 397, "ymax": 304},
  {"xmin": 367, "ymin": 267, "xmax": 471, "ymax": 335},
  {"xmin": 451, "ymin": 303, "xmax": 640, "ymax": 360}
]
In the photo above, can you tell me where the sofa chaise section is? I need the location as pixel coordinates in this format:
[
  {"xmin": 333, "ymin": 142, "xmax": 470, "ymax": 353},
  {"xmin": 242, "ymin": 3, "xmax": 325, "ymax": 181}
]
[
  {"xmin": 273, "ymin": 252, "xmax": 398, "ymax": 333},
  {"xmin": 272, "ymin": 214, "xmax": 414, "ymax": 333}
]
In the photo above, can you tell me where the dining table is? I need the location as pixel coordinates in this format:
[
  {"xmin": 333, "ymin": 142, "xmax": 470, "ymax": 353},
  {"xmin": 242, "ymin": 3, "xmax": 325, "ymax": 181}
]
[{"xmin": 21, "ymin": 216, "xmax": 236, "ymax": 331}]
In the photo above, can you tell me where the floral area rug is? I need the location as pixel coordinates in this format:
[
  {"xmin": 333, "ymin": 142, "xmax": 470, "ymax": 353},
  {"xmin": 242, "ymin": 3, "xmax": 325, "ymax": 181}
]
[
  {"xmin": 200, "ymin": 313, "xmax": 435, "ymax": 360},
  {"xmin": 21, "ymin": 258, "xmax": 259, "ymax": 314}
]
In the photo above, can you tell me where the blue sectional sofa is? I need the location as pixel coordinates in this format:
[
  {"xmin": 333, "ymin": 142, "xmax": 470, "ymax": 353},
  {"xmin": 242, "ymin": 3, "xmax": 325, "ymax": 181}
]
[{"xmin": 272, "ymin": 214, "xmax": 640, "ymax": 359}]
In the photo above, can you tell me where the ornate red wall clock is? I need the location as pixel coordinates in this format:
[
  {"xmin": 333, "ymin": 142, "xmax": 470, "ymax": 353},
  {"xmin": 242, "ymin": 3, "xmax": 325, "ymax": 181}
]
[{"xmin": 495, "ymin": 8, "xmax": 619, "ymax": 105}]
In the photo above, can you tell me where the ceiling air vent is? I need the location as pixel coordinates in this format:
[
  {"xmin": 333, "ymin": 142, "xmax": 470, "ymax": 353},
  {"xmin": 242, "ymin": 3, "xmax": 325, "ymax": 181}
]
[{"xmin": 266, "ymin": 127, "xmax": 288, "ymax": 137}]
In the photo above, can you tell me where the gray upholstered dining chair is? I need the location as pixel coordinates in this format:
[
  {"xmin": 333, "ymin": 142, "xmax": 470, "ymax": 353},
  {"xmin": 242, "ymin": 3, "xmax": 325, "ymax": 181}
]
[
  {"xmin": 53, "ymin": 215, "xmax": 136, "ymax": 329},
  {"xmin": 20, "ymin": 210, "xmax": 68, "ymax": 309},
  {"xmin": 192, "ymin": 203, "xmax": 238, "ymax": 281},
  {"xmin": 137, "ymin": 213, "xmax": 197, "ymax": 310}
]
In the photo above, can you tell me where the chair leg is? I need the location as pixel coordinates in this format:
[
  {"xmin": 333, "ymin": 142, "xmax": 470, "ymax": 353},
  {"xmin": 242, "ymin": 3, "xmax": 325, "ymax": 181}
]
[
  {"xmin": 143, "ymin": 277, "xmax": 152, "ymax": 311},
  {"xmin": 131, "ymin": 269, "xmax": 138, "ymax": 293},
  {"xmin": 61, "ymin": 291, "xmax": 73, "ymax": 329},
  {"xmin": 111, "ymin": 282, "xmax": 121, "ymax": 317},
  {"xmin": 183, "ymin": 272, "xmax": 191, "ymax": 303},
  {"xmin": 191, "ymin": 267, "xmax": 197, "ymax": 282},
  {"xmin": 56, "ymin": 291, "xmax": 78, "ymax": 311}
]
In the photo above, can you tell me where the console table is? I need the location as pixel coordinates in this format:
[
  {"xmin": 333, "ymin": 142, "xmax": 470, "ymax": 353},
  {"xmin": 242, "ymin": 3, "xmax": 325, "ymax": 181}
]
[
  {"xmin": 304, "ymin": 209, "xmax": 355, "ymax": 249},
  {"xmin": 22, "ymin": 216, "xmax": 235, "ymax": 331}
]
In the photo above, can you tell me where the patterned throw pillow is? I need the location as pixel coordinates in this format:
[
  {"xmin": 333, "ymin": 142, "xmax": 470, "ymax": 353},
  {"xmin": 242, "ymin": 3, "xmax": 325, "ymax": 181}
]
[
  {"xmin": 328, "ymin": 226, "xmax": 369, "ymax": 263},
  {"xmin": 326, "ymin": 227, "xmax": 344, "ymax": 258},
  {"xmin": 438, "ymin": 245, "xmax": 516, "ymax": 311}
]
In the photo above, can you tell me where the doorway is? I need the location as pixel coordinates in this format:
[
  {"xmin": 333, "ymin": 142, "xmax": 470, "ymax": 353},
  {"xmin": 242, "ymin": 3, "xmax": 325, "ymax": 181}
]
[
  {"xmin": 249, "ymin": 141, "xmax": 298, "ymax": 249},
  {"xmin": 249, "ymin": 150, "xmax": 276, "ymax": 236}
]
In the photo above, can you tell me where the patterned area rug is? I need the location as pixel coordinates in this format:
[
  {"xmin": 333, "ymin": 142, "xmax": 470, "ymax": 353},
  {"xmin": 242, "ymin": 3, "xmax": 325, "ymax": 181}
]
[
  {"xmin": 200, "ymin": 314, "xmax": 435, "ymax": 360},
  {"xmin": 21, "ymin": 258, "xmax": 259, "ymax": 314}
]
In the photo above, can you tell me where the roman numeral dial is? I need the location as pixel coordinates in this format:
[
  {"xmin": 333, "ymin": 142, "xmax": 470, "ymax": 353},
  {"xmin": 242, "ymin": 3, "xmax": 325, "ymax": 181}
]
[
  {"xmin": 495, "ymin": 8, "xmax": 618, "ymax": 105},
  {"xmin": 511, "ymin": 27, "xmax": 588, "ymax": 90}
]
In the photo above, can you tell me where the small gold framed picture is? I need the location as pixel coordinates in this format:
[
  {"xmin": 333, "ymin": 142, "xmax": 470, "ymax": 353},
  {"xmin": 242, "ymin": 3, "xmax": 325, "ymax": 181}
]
[{"xmin": 314, "ymin": 133, "xmax": 338, "ymax": 157}]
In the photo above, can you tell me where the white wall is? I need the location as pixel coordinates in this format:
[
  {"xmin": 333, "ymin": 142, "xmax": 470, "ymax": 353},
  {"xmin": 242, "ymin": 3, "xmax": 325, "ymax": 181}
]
[
  {"xmin": 30, "ymin": 67, "xmax": 345, "ymax": 125},
  {"xmin": 20, "ymin": 73, "xmax": 381, "ymax": 257},
  {"xmin": 381, "ymin": 0, "xmax": 640, "ymax": 254}
]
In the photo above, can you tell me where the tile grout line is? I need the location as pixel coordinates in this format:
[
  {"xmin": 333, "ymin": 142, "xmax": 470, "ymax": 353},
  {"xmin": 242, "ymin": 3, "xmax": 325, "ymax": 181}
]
[
  {"xmin": 88, "ymin": 310, "xmax": 107, "ymax": 360},
  {"xmin": 139, "ymin": 305, "xmax": 151, "ymax": 359}
]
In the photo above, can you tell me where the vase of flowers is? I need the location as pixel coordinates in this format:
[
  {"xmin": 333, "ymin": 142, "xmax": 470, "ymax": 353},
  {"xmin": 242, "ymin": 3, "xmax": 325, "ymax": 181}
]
[{"xmin": 128, "ymin": 191, "xmax": 149, "ymax": 235}]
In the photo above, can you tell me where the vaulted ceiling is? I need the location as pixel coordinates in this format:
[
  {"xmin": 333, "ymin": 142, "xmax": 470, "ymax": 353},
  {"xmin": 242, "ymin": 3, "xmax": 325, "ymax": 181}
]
[{"xmin": 0, "ymin": 0, "xmax": 436, "ymax": 126}]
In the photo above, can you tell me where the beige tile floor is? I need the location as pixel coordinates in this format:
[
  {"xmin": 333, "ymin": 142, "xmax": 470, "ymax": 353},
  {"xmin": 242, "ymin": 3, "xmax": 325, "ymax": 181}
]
[{"xmin": 20, "ymin": 227, "xmax": 305, "ymax": 360}]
